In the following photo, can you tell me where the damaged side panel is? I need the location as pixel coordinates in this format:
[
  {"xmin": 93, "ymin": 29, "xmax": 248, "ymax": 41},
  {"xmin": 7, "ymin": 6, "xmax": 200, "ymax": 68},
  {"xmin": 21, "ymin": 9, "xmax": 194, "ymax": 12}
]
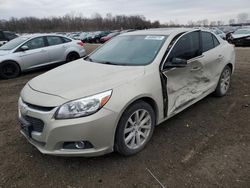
[{"xmin": 162, "ymin": 56, "xmax": 221, "ymax": 116}]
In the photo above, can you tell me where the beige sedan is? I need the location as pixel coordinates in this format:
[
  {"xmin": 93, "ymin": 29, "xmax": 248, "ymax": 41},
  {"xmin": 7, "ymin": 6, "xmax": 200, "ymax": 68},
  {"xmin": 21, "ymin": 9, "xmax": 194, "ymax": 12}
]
[{"xmin": 18, "ymin": 28, "xmax": 235, "ymax": 156}]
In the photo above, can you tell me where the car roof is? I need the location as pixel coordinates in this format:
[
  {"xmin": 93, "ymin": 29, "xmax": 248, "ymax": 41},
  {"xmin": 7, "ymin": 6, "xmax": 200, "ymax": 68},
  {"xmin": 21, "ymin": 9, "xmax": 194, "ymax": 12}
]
[
  {"xmin": 19, "ymin": 33, "xmax": 67, "ymax": 38},
  {"xmin": 120, "ymin": 28, "xmax": 196, "ymax": 36}
]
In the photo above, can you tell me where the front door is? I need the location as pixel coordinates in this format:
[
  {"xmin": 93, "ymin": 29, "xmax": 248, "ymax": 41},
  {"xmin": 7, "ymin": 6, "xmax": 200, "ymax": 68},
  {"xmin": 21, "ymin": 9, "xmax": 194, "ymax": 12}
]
[
  {"xmin": 18, "ymin": 37, "xmax": 50, "ymax": 70},
  {"xmin": 162, "ymin": 31, "xmax": 211, "ymax": 116}
]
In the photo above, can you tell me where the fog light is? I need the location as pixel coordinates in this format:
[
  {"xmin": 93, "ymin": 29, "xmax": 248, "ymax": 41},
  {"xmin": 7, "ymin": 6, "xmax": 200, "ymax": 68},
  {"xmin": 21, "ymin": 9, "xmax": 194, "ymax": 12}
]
[{"xmin": 75, "ymin": 141, "xmax": 85, "ymax": 149}]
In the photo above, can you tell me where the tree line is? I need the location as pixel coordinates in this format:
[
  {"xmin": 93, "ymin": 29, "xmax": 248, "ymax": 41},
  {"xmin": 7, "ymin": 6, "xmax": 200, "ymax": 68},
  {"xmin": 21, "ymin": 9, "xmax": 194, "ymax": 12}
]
[{"xmin": 0, "ymin": 14, "xmax": 160, "ymax": 33}]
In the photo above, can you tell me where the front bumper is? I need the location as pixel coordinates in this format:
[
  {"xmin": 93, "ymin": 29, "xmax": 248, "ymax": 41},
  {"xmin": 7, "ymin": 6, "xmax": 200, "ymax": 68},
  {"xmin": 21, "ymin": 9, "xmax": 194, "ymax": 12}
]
[{"xmin": 18, "ymin": 98, "xmax": 117, "ymax": 157}]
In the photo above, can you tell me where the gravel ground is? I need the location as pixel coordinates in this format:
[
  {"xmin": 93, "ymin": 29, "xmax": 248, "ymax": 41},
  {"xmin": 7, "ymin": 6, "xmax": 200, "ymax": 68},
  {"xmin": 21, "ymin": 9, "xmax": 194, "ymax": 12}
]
[{"xmin": 0, "ymin": 47, "xmax": 249, "ymax": 188}]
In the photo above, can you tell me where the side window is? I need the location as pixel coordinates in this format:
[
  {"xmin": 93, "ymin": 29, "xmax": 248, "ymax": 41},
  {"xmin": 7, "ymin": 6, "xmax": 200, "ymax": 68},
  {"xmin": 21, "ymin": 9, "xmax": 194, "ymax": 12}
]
[
  {"xmin": 47, "ymin": 36, "xmax": 63, "ymax": 46},
  {"xmin": 201, "ymin": 31, "xmax": 214, "ymax": 52},
  {"xmin": 62, "ymin": 37, "xmax": 71, "ymax": 43},
  {"xmin": 166, "ymin": 31, "xmax": 200, "ymax": 62},
  {"xmin": 213, "ymin": 35, "xmax": 220, "ymax": 47},
  {"xmin": 24, "ymin": 37, "xmax": 45, "ymax": 50}
]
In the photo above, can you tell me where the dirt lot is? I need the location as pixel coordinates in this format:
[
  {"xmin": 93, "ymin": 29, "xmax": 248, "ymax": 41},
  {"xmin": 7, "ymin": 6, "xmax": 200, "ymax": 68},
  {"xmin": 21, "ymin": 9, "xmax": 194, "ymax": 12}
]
[{"xmin": 0, "ymin": 47, "xmax": 249, "ymax": 188}]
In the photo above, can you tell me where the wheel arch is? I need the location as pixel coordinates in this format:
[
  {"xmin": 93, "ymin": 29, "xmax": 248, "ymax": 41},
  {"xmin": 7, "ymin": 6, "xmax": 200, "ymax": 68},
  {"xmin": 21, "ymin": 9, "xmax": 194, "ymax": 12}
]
[
  {"xmin": 0, "ymin": 60, "xmax": 21, "ymax": 70},
  {"xmin": 66, "ymin": 51, "xmax": 80, "ymax": 60}
]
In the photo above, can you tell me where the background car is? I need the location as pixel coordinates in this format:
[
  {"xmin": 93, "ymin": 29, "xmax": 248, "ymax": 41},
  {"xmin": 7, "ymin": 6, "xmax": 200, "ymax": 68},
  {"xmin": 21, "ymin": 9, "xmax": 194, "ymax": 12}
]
[
  {"xmin": 100, "ymin": 32, "xmax": 120, "ymax": 43},
  {"xmin": 210, "ymin": 28, "xmax": 226, "ymax": 40},
  {"xmin": 0, "ymin": 34, "xmax": 86, "ymax": 79},
  {"xmin": 82, "ymin": 31, "xmax": 110, "ymax": 43},
  {"xmin": 229, "ymin": 28, "xmax": 250, "ymax": 47},
  {"xmin": 0, "ymin": 31, "xmax": 18, "ymax": 46}
]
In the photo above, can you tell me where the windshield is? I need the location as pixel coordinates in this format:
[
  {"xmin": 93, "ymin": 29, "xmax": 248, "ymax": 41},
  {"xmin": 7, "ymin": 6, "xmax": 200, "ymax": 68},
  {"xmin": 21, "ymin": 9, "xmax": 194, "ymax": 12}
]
[
  {"xmin": 0, "ymin": 37, "xmax": 28, "ymax": 50},
  {"xmin": 88, "ymin": 35, "xmax": 166, "ymax": 66},
  {"xmin": 234, "ymin": 29, "xmax": 250, "ymax": 35}
]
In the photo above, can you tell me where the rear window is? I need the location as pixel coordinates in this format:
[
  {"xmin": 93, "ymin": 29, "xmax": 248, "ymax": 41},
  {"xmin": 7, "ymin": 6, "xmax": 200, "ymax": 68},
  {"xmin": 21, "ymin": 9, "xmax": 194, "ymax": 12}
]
[{"xmin": 62, "ymin": 37, "xmax": 71, "ymax": 43}]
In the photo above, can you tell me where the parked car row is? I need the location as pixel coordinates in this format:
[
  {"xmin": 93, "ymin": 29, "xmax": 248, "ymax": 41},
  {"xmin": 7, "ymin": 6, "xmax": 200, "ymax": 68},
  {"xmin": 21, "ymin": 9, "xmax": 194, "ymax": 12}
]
[{"xmin": 65, "ymin": 29, "xmax": 136, "ymax": 44}]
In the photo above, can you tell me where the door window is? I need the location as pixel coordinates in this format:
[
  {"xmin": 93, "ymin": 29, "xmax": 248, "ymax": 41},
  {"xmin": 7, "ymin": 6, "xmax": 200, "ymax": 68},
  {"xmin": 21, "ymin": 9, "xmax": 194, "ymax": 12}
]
[
  {"xmin": 47, "ymin": 36, "xmax": 63, "ymax": 46},
  {"xmin": 24, "ymin": 37, "xmax": 45, "ymax": 50},
  {"xmin": 166, "ymin": 31, "xmax": 200, "ymax": 63},
  {"xmin": 213, "ymin": 35, "xmax": 220, "ymax": 47},
  {"xmin": 201, "ymin": 31, "xmax": 214, "ymax": 52}
]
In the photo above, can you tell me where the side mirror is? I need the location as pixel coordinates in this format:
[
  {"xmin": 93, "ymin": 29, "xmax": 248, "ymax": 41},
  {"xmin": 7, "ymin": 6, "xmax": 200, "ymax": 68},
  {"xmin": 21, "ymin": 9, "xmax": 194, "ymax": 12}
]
[
  {"xmin": 165, "ymin": 57, "xmax": 187, "ymax": 68},
  {"xmin": 20, "ymin": 45, "xmax": 29, "ymax": 51}
]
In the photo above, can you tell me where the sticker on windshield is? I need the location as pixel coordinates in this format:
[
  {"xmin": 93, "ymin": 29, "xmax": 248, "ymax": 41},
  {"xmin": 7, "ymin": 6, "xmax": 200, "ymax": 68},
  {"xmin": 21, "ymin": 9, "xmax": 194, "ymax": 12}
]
[{"xmin": 145, "ymin": 36, "xmax": 165, "ymax": 40}]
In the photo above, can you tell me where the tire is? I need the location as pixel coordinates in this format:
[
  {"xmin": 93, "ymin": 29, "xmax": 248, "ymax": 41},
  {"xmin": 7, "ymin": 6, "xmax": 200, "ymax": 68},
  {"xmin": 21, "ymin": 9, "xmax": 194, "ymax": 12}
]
[
  {"xmin": 115, "ymin": 101, "xmax": 155, "ymax": 156},
  {"xmin": 0, "ymin": 61, "xmax": 20, "ymax": 79},
  {"xmin": 66, "ymin": 52, "xmax": 79, "ymax": 62},
  {"xmin": 214, "ymin": 65, "xmax": 232, "ymax": 97}
]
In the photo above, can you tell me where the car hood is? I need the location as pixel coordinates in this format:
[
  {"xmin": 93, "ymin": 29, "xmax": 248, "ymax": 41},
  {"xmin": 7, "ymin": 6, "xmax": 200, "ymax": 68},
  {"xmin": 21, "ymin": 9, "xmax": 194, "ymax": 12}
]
[
  {"xmin": 29, "ymin": 59, "xmax": 145, "ymax": 100},
  {"xmin": 232, "ymin": 34, "xmax": 250, "ymax": 39},
  {"xmin": 0, "ymin": 50, "xmax": 11, "ymax": 56}
]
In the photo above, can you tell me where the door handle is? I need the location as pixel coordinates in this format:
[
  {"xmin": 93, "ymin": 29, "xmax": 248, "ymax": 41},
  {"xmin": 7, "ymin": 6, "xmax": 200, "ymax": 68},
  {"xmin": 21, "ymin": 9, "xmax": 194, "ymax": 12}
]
[{"xmin": 191, "ymin": 66, "xmax": 201, "ymax": 71}]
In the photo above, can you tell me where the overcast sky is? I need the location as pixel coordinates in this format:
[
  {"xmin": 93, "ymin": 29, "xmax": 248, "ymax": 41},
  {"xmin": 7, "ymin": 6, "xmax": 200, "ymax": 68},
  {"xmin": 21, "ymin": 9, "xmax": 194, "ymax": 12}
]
[{"xmin": 0, "ymin": 0, "xmax": 249, "ymax": 24}]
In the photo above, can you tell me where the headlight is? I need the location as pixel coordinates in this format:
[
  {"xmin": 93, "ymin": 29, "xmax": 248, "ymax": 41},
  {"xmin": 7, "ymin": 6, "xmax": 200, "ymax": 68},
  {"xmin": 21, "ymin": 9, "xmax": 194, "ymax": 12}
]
[{"xmin": 55, "ymin": 90, "xmax": 112, "ymax": 119}]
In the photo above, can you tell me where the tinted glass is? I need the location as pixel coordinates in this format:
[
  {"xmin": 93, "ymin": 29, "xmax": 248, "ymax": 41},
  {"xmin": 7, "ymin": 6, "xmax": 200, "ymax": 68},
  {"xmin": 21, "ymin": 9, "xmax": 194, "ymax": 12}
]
[
  {"xmin": 89, "ymin": 35, "xmax": 166, "ymax": 66},
  {"xmin": 25, "ymin": 37, "xmax": 45, "ymax": 50},
  {"xmin": 202, "ymin": 32, "xmax": 214, "ymax": 52},
  {"xmin": 213, "ymin": 35, "xmax": 220, "ymax": 47},
  {"xmin": 167, "ymin": 31, "xmax": 200, "ymax": 61},
  {"xmin": 0, "ymin": 37, "xmax": 28, "ymax": 50},
  {"xmin": 47, "ymin": 36, "xmax": 63, "ymax": 46}
]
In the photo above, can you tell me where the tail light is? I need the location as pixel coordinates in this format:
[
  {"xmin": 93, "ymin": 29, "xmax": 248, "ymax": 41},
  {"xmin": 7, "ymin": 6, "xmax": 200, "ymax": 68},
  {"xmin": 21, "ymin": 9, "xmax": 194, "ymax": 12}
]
[{"xmin": 77, "ymin": 41, "xmax": 84, "ymax": 46}]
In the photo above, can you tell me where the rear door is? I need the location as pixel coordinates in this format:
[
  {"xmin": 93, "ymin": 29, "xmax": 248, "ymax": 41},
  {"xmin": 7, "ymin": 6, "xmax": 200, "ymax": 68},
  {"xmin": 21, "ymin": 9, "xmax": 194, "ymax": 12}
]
[
  {"xmin": 17, "ymin": 37, "xmax": 50, "ymax": 69},
  {"xmin": 200, "ymin": 31, "xmax": 224, "ymax": 87},
  {"xmin": 162, "ymin": 31, "xmax": 210, "ymax": 116},
  {"xmin": 46, "ymin": 36, "xmax": 68, "ymax": 63}
]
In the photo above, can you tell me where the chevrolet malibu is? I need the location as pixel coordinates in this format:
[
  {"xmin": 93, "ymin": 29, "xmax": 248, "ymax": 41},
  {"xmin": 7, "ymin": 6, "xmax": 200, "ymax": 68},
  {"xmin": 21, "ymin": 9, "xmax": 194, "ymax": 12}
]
[
  {"xmin": 0, "ymin": 34, "xmax": 86, "ymax": 79},
  {"xmin": 18, "ymin": 28, "xmax": 235, "ymax": 157}
]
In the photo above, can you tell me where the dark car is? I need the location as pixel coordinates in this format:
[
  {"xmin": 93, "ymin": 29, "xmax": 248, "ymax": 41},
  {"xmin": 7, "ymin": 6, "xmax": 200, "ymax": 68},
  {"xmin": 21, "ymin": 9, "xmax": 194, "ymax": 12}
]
[
  {"xmin": 100, "ymin": 32, "xmax": 120, "ymax": 43},
  {"xmin": 0, "ymin": 31, "xmax": 18, "ymax": 46},
  {"xmin": 229, "ymin": 28, "xmax": 250, "ymax": 47},
  {"xmin": 83, "ymin": 31, "xmax": 111, "ymax": 43}
]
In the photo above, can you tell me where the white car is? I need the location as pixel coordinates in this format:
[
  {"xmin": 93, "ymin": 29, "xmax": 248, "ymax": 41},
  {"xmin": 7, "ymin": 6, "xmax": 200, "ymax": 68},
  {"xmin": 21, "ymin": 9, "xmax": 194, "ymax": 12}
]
[
  {"xmin": 0, "ymin": 34, "xmax": 86, "ymax": 79},
  {"xmin": 18, "ymin": 28, "xmax": 235, "ymax": 157}
]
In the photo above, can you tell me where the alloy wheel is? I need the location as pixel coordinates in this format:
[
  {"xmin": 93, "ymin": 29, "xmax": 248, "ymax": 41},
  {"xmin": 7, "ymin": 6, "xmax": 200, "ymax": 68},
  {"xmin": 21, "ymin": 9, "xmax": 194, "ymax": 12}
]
[{"xmin": 124, "ymin": 109, "xmax": 152, "ymax": 150}]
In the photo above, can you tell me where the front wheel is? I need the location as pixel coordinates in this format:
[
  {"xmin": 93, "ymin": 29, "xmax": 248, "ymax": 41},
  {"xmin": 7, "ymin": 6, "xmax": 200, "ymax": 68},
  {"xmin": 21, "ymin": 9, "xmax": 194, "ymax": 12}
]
[
  {"xmin": 214, "ymin": 65, "xmax": 232, "ymax": 97},
  {"xmin": 0, "ymin": 61, "xmax": 20, "ymax": 79},
  {"xmin": 115, "ymin": 101, "xmax": 155, "ymax": 156}
]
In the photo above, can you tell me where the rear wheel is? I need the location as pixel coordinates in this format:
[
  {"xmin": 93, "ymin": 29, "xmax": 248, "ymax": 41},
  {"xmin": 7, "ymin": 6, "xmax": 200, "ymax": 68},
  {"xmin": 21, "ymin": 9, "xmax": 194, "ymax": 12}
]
[
  {"xmin": 0, "ymin": 61, "xmax": 20, "ymax": 79},
  {"xmin": 115, "ymin": 101, "xmax": 155, "ymax": 156},
  {"xmin": 214, "ymin": 65, "xmax": 232, "ymax": 96},
  {"xmin": 66, "ymin": 52, "xmax": 79, "ymax": 62}
]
